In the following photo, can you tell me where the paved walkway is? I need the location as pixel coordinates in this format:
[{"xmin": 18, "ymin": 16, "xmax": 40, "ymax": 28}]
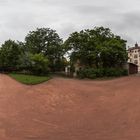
[{"xmin": 0, "ymin": 74, "xmax": 140, "ymax": 139}]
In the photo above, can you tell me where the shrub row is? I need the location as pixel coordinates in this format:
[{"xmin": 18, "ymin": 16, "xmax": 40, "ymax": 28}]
[{"xmin": 77, "ymin": 68, "xmax": 128, "ymax": 79}]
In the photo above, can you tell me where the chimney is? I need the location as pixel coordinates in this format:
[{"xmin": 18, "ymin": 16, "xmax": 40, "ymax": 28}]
[{"xmin": 135, "ymin": 42, "xmax": 138, "ymax": 48}]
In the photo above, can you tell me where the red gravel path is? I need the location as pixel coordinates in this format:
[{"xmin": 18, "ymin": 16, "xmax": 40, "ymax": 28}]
[{"xmin": 0, "ymin": 74, "xmax": 140, "ymax": 140}]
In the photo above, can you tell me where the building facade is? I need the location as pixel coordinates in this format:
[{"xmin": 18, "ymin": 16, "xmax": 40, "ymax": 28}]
[{"xmin": 128, "ymin": 43, "xmax": 140, "ymax": 71}]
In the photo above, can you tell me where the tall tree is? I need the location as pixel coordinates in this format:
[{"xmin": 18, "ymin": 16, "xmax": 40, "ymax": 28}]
[
  {"xmin": 25, "ymin": 28, "xmax": 65, "ymax": 71},
  {"xmin": 0, "ymin": 40, "xmax": 22, "ymax": 71},
  {"xmin": 64, "ymin": 27, "xmax": 127, "ymax": 68}
]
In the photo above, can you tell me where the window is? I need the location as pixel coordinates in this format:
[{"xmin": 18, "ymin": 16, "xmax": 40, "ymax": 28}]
[
  {"xmin": 134, "ymin": 60, "xmax": 138, "ymax": 64},
  {"xmin": 134, "ymin": 54, "xmax": 138, "ymax": 58}
]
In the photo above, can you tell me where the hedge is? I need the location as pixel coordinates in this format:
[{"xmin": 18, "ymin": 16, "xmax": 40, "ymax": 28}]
[{"xmin": 77, "ymin": 68, "xmax": 128, "ymax": 79}]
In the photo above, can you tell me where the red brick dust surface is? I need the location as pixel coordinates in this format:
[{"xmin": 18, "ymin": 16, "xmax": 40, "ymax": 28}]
[{"xmin": 0, "ymin": 74, "xmax": 140, "ymax": 140}]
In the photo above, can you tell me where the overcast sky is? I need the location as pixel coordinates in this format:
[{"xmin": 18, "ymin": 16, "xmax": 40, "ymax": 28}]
[{"xmin": 0, "ymin": 0, "xmax": 140, "ymax": 46}]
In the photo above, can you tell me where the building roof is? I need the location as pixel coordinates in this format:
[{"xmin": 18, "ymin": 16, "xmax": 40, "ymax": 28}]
[{"xmin": 128, "ymin": 43, "xmax": 140, "ymax": 51}]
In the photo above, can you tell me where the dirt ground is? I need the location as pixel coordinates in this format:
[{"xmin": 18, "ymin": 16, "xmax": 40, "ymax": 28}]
[{"xmin": 1, "ymin": 74, "xmax": 140, "ymax": 140}]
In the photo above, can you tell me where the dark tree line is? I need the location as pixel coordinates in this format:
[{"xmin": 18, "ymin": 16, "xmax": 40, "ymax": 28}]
[
  {"xmin": 0, "ymin": 28, "xmax": 67, "ymax": 75},
  {"xmin": 65, "ymin": 27, "xmax": 127, "ymax": 69},
  {"xmin": 0, "ymin": 27, "xmax": 128, "ymax": 76}
]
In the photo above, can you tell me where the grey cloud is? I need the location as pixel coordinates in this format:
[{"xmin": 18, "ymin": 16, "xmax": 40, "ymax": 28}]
[
  {"xmin": 75, "ymin": 5, "xmax": 114, "ymax": 15},
  {"xmin": 102, "ymin": 11, "xmax": 140, "ymax": 45},
  {"xmin": 0, "ymin": 0, "xmax": 139, "ymax": 46}
]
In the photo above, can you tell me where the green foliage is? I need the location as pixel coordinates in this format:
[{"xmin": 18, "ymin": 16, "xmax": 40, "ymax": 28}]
[
  {"xmin": 107, "ymin": 68, "xmax": 128, "ymax": 76},
  {"xmin": 0, "ymin": 40, "xmax": 22, "ymax": 71},
  {"xmin": 0, "ymin": 28, "xmax": 67, "ymax": 75},
  {"xmin": 30, "ymin": 53, "xmax": 49, "ymax": 75},
  {"xmin": 25, "ymin": 28, "xmax": 65, "ymax": 71},
  {"xmin": 78, "ymin": 68, "xmax": 128, "ymax": 79},
  {"xmin": 25, "ymin": 28, "xmax": 63, "ymax": 54},
  {"xmin": 51, "ymin": 57, "xmax": 68, "ymax": 72},
  {"xmin": 18, "ymin": 52, "xmax": 32, "ymax": 71},
  {"xmin": 9, "ymin": 73, "xmax": 50, "ymax": 85},
  {"xmin": 0, "ymin": 26, "xmax": 128, "ymax": 78},
  {"xmin": 65, "ymin": 26, "xmax": 128, "ymax": 68}
]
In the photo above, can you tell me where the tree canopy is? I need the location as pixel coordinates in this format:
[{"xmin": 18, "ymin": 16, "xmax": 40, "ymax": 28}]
[
  {"xmin": 0, "ymin": 40, "xmax": 22, "ymax": 71},
  {"xmin": 0, "ymin": 26, "xmax": 128, "ymax": 76},
  {"xmin": 25, "ymin": 28, "xmax": 65, "ymax": 71},
  {"xmin": 64, "ymin": 27, "xmax": 127, "ymax": 68}
]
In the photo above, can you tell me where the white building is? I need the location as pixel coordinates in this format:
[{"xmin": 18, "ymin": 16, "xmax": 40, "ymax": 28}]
[{"xmin": 128, "ymin": 43, "xmax": 140, "ymax": 71}]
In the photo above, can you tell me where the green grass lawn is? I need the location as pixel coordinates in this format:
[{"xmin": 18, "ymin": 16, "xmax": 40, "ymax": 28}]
[{"xmin": 9, "ymin": 73, "xmax": 50, "ymax": 85}]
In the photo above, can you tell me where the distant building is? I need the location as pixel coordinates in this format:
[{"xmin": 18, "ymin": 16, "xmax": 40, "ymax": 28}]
[{"xmin": 128, "ymin": 43, "xmax": 140, "ymax": 71}]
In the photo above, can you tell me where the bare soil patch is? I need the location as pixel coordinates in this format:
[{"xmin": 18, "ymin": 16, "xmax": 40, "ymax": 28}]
[{"xmin": 0, "ymin": 74, "xmax": 140, "ymax": 140}]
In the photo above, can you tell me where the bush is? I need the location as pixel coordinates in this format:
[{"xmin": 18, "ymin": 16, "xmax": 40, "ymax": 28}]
[
  {"xmin": 77, "ymin": 69, "xmax": 86, "ymax": 79},
  {"xmin": 85, "ymin": 69, "xmax": 96, "ymax": 79},
  {"xmin": 122, "ymin": 69, "xmax": 128, "ymax": 76},
  {"xmin": 104, "ymin": 68, "xmax": 122, "ymax": 77},
  {"xmin": 77, "ymin": 68, "xmax": 128, "ymax": 79},
  {"xmin": 30, "ymin": 53, "xmax": 49, "ymax": 75}
]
